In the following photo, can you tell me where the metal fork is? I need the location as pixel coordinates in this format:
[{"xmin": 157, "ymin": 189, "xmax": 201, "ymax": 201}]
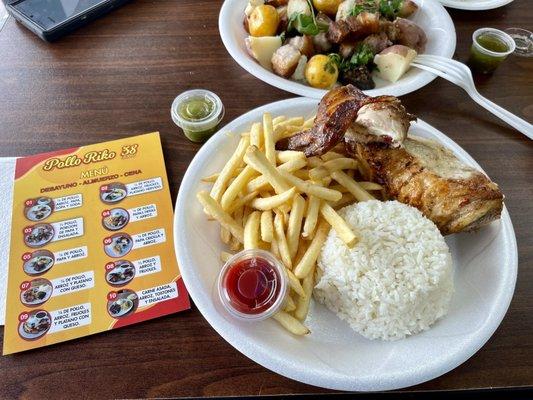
[{"xmin": 411, "ymin": 54, "xmax": 533, "ymax": 140}]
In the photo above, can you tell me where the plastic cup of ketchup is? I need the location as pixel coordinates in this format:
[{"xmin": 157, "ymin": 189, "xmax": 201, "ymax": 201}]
[{"xmin": 217, "ymin": 249, "xmax": 288, "ymax": 321}]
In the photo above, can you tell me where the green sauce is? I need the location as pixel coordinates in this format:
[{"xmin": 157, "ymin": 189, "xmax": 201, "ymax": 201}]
[
  {"xmin": 178, "ymin": 97, "xmax": 215, "ymax": 121},
  {"xmin": 469, "ymin": 33, "xmax": 511, "ymax": 74},
  {"xmin": 176, "ymin": 96, "xmax": 219, "ymax": 142}
]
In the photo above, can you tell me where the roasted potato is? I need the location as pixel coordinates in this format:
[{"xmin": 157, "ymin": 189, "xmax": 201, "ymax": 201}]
[
  {"xmin": 249, "ymin": 4, "xmax": 280, "ymax": 37},
  {"xmin": 305, "ymin": 54, "xmax": 338, "ymax": 89},
  {"xmin": 394, "ymin": 17, "xmax": 427, "ymax": 53}
]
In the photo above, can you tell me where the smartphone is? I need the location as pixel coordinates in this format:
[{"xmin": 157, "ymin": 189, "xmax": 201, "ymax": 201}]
[{"xmin": 4, "ymin": 0, "xmax": 131, "ymax": 41}]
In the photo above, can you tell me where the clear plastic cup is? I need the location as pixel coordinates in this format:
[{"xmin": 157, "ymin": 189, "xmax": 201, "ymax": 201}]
[
  {"xmin": 217, "ymin": 249, "xmax": 288, "ymax": 321},
  {"xmin": 469, "ymin": 28, "xmax": 516, "ymax": 74},
  {"xmin": 171, "ymin": 89, "xmax": 224, "ymax": 143}
]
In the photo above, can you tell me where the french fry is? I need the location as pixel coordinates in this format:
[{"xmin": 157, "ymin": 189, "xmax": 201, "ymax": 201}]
[
  {"xmin": 294, "ymin": 220, "xmax": 329, "ymax": 279},
  {"xmin": 277, "ymin": 169, "xmax": 342, "ymax": 202},
  {"xmin": 276, "ymin": 150, "xmax": 306, "ymax": 164},
  {"xmin": 258, "ymin": 240, "xmax": 270, "ymax": 250},
  {"xmin": 197, "ymin": 191, "xmax": 244, "ymax": 243},
  {"xmin": 201, "ymin": 172, "xmax": 219, "ymax": 183},
  {"xmin": 210, "ymin": 136, "xmax": 250, "ymax": 202},
  {"xmin": 320, "ymin": 202, "xmax": 358, "ymax": 247},
  {"xmin": 244, "ymin": 145, "xmax": 290, "ymax": 194},
  {"xmin": 226, "ymin": 191, "xmax": 258, "ymax": 214},
  {"xmin": 294, "ymin": 239, "xmax": 309, "ymax": 266},
  {"xmin": 229, "ymin": 236, "xmax": 241, "ymax": 251},
  {"xmin": 244, "ymin": 211, "xmax": 261, "ymax": 250},
  {"xmin": 274, "ymin": 212, "xmax": 292, "ymax": 269},
  {"xmin": 274, "ymin": 125, "xmax": 303, "ymax": 142},
  {"xmin": 230, "ymin": 206, "xmax": 245, "ymax": 251},
  {"xmin": 247, "ymin": 157, "xmax": 306, "ymax": 193},
  {"xmin": 272, "ymin": 115, "xmax": 286, "ymax": 125},
  {"xmin": 328, "ymin": 184, "xmax": 349, "ymax": 193},
  {"xmin": 273, "ymin": 311, "xmax": 309, "ymax": 335},
  {"xmin": 302, "ymin": 195, "xmax": 320, "ymax": 238},
  {"xmin": 307, "ymin": 157, "xmax": 323, "ymax": 168},
  {"xmin": 250, "ymin": 187, "xmax": 296, "ymax": 210},
  {"xmin": 260, "ymin": 210, "xmax": 274, "ymax": 243},
  {"xmin": 286, "ymin": 268, "xmax": 305, "ymax": 297},
  {"xmin": 359, "ymin": 181, "xmax": 383, "ymax": 191},
  {"xmin": 220, "ymin": 251, "xmax": 234, "ymax": 263},
  {"xmin": 270, "ymin": 237, "xmax": 280, "ymax": 259},
  {"xmin": 220, "ymin": 166, "xmax": 257, "ymax": 210},
  {"xmin": 292, "ymin": 169, "xmax": 309, "ymax": 180},
  {"xmin": 220, "ymin": 226, "xmax": 231, "ymax": 244},
  {"xmin": 331, "ymin": 170, "xmax": 375, "ymax": 202},
  {"xmin": 263, "ymin": 113, "xmax": 276, "ymax": 165},
  {"xmin": 283, "ymin": 294, "xmax": 296, "ymax": 312},
  {"xmin": 277, "ymin": 116, "xmax": 304, "ymax": 127},
  {"xmin": 295, "ymin": 266, "xmax": 315, "ymax": 321},
  {"xmin": 303, "ymin": 115, "xmax": 315, "ymax": 128},
  {"xmin": 309, "ymin": 158, "xmax": 358, "ymax": 180},
  {"xmin": 320, "ymin": 151, "xmax": 344, "ymax": 161},
  {"xmin": 287, "ymin": 194, "xmax": 306, "ymax": 259},
  {"xmin": 250, "ymin": 122, "xmax": 263, "ymax": 149}
]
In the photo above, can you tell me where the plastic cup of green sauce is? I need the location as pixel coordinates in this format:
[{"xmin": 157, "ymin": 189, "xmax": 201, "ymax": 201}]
[
  {"xmin": 468, "ymin": 28, "xmax": 516, "ymax": 74},
  {"xmin": 171, "ymin": 89, "xmax": 224, "ymax": 143}
]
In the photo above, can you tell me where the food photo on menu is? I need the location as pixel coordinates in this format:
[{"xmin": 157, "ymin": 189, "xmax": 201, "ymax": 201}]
[{"xmin": 0, "ymin": 0, "xmax": 531, "ymax": 398}]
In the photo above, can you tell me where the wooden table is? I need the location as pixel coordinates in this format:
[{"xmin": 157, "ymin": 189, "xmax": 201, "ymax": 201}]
[{"xmin": 0, "ymin": 0, "xmax": 531, "ymax": 398}]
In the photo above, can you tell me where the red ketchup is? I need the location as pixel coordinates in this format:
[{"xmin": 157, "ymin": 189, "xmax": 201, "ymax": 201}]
[{"xmin": 218, "ymin": 249, "xmax": 287, "ymax": 320}]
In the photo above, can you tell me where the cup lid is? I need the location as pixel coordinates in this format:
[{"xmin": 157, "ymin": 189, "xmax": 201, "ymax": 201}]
[
  {"xmin": 171, "ymin": 89, "xmax": 224, "ymax": 132},
  {"xmin": 217, "ymin": 249, "xmax": 288, "ymax": 321}
]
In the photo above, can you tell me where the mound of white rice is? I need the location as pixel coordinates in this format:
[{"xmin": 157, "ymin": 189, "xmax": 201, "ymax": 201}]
[{"xmin": 314, "ymin": 200, "xmax": 454, "ymax": 341}]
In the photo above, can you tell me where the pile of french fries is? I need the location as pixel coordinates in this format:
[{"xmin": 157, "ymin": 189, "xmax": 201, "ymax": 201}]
[{"xmin": 197, "ymin": 113, "xmax": 382, "ymax": 335}]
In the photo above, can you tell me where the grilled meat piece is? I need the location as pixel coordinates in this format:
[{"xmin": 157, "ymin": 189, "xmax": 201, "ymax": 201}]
[
  {"xmin": 363, "ymin": 32, "xmax": 393, "ymax": 54},
  {"xmin": 328, "ymin": 11, "xmax": 380, "ymax": 43},
  {"xmin": 276, "ymin": 85, "xmax": 368, "ymax": 156},
  {"xmin": 346, "ymin": 136, "xmax": 503, "ymax": 234},
  {"xmin": 272, "ymin": 44, "xmax": 301, "ymax": 77},
  {"xmin": 277, "ymin": 85, "xmax": 412, "ymax": 155},
  {"xmin": 327, "ymin": 19, "xmax": 351, "ymax": 43},
  {"xmin": 349, "ymin": 97, "xmax": 415, "ymax": 146},
  {"xmin": 345, "ymin": 12, "xmax": 381, "ymax": 38},
  {"xmin": 340, "ymin": 65, "xmax": 376, "ymax": 90}
]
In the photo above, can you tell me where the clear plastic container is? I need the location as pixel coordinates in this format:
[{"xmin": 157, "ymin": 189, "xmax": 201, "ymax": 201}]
[
  {"xmin": 217, "ymin": 249, "xmax": 288, "ymax": 321},
  {"xmin": 171, "ymin": 89, "xmax": 224, "ymax": 143},
  {"xmin": 504, "ymin": 28, "xmax": 533, "ymax": 57},
  {"xmin": 468, "ymin": 28, "xmax": 516, "ymax": 74}
]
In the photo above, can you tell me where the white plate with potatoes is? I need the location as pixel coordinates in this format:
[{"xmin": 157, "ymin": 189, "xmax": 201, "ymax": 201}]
[
  {"xmin": 173, "ymin": 97, "xmax": 517, "ymax": 391},
  {"xmin": 219, "ymin": 0, "xmax": 456, "ymax": 98}
]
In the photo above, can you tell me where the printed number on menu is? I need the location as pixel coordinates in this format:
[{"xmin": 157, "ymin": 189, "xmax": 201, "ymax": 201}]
[{"xmin": 121, "ymin": 145, "xmax": 138, "ymax": 158}]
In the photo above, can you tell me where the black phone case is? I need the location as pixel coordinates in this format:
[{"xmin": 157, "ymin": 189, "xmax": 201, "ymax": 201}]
[{"xmin": 4, "ymin": 0, "xmax": 131, "ymax": 41}]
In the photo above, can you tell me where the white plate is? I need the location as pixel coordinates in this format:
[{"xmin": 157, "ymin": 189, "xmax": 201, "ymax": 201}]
[
  {"xmin": 219, "ymin": 0, "xmax": 456, "ymax": 98},
  {"xmin": 174, "ymin": 97, "xmax": 517, "ymax": 391},
  {"xmin": 437, "ymin": 0, "xmax": 513, "ymax": 10}
]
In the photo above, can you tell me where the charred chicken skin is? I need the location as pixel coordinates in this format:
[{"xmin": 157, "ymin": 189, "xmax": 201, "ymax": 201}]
[
  {"xmin": 277, "ymin": 85, "xmax": 503, "ymax": 234},
  {"xmin": 276, "ymin": 84, "xmax": 413, "ymax": 156}
]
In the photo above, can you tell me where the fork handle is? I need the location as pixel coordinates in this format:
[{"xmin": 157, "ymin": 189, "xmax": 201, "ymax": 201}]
[{"xmin": 469, "ymin": 92, "xmax": 533, "ymax": 140}]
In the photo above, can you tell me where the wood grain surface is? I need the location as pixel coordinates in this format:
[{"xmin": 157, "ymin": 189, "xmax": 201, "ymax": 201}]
[{"xmin": 0, "ymin": 0, "xmax": 532, "ymax": 398}]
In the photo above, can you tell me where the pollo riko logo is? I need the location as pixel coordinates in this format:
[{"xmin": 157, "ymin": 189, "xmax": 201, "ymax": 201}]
[{"xmin": 42, "ymin": 149, "xmax": 117, "ymax": 172}]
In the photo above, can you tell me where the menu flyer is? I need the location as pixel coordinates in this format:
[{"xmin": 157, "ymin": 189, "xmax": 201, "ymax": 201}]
[{"xmin": 3, "ymin": 132, "xmax": 190, "ymax": 354}]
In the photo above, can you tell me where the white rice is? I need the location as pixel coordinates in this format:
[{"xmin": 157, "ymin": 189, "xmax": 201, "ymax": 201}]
[{"xmin": 314, "ymin": 200, "xmax": 454, "ymax": 341}]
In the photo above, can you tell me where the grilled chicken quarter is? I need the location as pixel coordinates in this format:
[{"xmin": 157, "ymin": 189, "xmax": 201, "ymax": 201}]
[{"xmin": 277, "ymin": 85, "xmax": 503, "ymax": 234}]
